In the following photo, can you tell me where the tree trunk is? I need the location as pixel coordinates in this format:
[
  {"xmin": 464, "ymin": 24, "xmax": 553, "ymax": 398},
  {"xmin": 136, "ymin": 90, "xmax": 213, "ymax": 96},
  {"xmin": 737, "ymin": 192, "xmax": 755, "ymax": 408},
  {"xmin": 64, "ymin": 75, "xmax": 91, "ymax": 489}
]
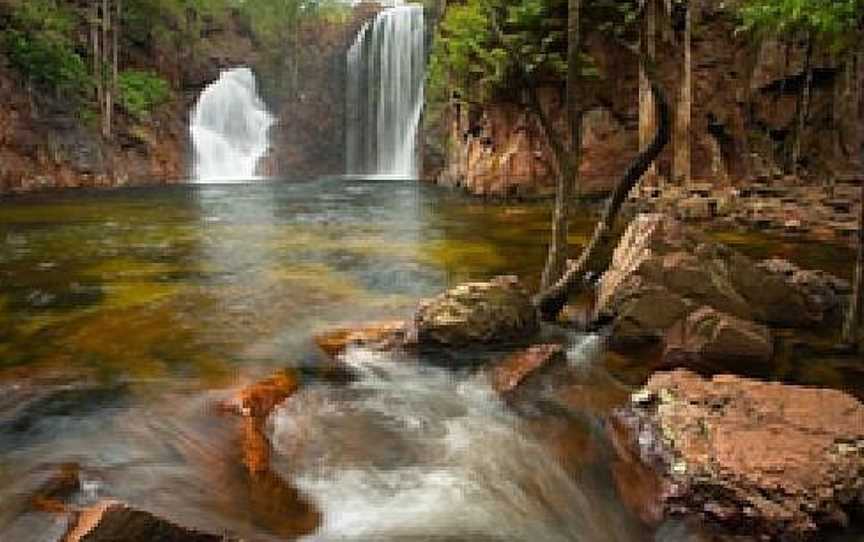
[
  {"xmin": 673, "ymin": 2, "xmax": 691, "ymax": 184},
  {"xmin": 102, "ymin": 0, "xmax": 112, "ymax": 139},
  {"xmin": 92, "ymin": 3, "xmax": 102, "ymax": 108},
  {"xmin": 540, "ymin": 0, "xmax": 582, "ymax": 290},
  {"xmin": 791, "ymin": 36, "xmax": 813, "ymax": 174},
  {"xmin": 113, "ymin": 0, "xmax": 121, "ymax": 106},
  {"xmin": 843, "ymin": 180, "xmax": 864, "ymax": 350},
  {"xmin": 638, "ymin": 0, "xmax": 658, "ymax": 185},
  {"xmin": 534, "ymin": 80, "xmax": 671, "ymax": 319}
]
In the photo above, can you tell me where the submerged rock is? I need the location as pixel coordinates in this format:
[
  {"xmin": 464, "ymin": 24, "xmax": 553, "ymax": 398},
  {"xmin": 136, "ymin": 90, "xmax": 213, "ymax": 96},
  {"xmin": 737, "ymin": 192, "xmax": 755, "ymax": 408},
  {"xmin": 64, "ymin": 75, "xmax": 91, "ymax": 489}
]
[
  {"xmin": 662, "ymin": 306, "xmax": 773, "ymax": 369},
  {"xmin": 413, "ymin": 275, "xmax": 539, "ymax": 347},
  {"xmin": 63, "ymin": 500, "xmax": 237, "ymax": 541},
  {"xmin": 615, "ymin": 369, "xmax": 864, "ymax": 540},
  {"xmin": 489, "ymin": 344, "xmax": 565, "ymax": 394}
]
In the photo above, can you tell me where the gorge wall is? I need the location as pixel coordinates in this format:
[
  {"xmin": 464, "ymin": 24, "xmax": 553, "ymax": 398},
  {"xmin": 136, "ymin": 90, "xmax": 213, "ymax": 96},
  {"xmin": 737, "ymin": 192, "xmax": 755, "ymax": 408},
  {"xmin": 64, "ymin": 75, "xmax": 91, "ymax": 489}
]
[
  {"xmin": 424, "ymin": 2, "xmax": 864, "ymax": 197},
  {"xmin": 0, "ymin": 3, "xmax": 376, "ymax": 194}
]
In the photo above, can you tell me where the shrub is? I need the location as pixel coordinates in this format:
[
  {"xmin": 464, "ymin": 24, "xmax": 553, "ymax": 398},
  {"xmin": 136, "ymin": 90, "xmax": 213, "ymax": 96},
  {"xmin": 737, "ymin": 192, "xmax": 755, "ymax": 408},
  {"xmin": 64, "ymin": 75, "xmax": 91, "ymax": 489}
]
[{"xmin": 117, "ymin": 70, "xmax": 171, "ymax": 120}]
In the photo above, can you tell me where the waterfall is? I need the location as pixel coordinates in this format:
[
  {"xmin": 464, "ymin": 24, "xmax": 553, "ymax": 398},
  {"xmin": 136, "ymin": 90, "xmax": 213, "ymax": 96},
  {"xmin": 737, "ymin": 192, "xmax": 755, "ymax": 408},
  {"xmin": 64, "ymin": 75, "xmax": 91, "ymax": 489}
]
[
  {"xmin": 346, "ymin": 4, "xmax": 425, "ymax": 179},
  {"xmin": 190, "ymin": 67, "xmax": 273, "ymax": 182}
]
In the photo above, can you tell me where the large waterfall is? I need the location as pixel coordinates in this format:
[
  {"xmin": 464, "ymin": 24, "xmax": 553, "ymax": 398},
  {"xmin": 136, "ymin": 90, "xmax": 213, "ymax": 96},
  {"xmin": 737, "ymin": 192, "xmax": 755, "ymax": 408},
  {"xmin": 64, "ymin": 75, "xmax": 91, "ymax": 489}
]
[
  {"xmin": 346, "ymin": 4, "xmax": 425, "ymax": 179},
  {"xmin": 190, "ymin": 67, "xmax": 273, "ymax": 182}
]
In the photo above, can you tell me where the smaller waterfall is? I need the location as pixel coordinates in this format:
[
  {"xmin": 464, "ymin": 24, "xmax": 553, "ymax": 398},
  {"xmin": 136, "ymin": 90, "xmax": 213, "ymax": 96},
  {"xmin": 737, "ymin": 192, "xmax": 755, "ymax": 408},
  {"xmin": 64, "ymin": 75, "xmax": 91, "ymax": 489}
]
[
  {"xmin": 190, "ymin": 67, "xmax": 273, "ymax": 182},
  {"xmin": 346, "ymin": 4, "xmax": 425, "ymax": 178}
]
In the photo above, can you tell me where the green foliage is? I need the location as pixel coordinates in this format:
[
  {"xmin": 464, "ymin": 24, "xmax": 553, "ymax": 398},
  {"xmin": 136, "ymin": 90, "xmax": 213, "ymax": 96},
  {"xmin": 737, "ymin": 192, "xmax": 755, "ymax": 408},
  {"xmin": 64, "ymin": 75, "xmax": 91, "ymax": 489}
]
[
  {"xmin": 427, "ymin": 0, "xmax": 612, "ymax": 106},
  {"xmin": 118, "ymin": 70, "xmax": 171, "ymax": 120},
  {"xmin": 2, "ymin": 0, "xmax": 89, "ymax": 95},
  {"xmin": 739, "ymin": 0, "xmax": 863, "ymax": 49}
]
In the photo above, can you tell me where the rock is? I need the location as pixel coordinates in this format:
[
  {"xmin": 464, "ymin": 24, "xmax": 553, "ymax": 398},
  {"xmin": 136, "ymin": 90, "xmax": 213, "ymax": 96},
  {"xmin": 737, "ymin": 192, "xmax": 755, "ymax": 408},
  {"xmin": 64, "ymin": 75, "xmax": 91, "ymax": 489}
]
[
  {"xmin": 757, "ymin": 258, "xmax": 851, "ymax": 323},
  {"xmin": 599, "ymin": 277, "xmax": 694, "ymax": 346},
  {"xmin": 615, "ymin": 369, "xmax": 864, "ymax": 540},
  {"xmin": 313, "ymin": 321, "xmax": 407, "ymax": 358},
  {"xmin": 663, "ymin": 306, "xmax": 773, "ymax": 368},
  {"xmin": 489, "ymin": 344, "xmax": 565, "ymax": 393},
  {"xmin": 30, "ymin": 463, "xmax": 81, "ymax": 513},
  {"xmin": 719, "ymin": 250, "xmax": 816, "ymax": 327},
  {"xmin": 598, "ymin": 214, "xmax": 833, "ymax": 356},
  {"xmin": 414, "ymin": 275, "xmax": 538, "ymax": 347},
  {"xmin": 218, "ymin": 370, "xmax": 299, "ymax": 418},
  {"xmin": 63, "ymin": 500, "xmax": 236, "ymax": 541}
]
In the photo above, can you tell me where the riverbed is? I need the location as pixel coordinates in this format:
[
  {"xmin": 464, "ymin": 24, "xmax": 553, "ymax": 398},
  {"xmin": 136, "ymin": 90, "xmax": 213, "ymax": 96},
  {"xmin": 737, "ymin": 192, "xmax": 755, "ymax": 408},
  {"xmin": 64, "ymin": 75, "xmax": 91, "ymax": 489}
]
[{"xmin": 0, "ymin": 179, "xmax": 860, "ymax": 541}]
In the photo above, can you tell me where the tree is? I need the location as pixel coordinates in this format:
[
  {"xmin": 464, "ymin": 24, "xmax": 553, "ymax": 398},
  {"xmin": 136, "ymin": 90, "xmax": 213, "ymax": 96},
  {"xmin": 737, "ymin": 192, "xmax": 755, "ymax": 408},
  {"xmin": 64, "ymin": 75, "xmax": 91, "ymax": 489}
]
[
  {"xmin": 844, "ymin": 176, "xmax": 864, "ymax": 350},
  {"xmin": 427, "ymin": 0, "xmax": 673, "ymax": 320},
  {"xmin": 738, "ymin": 0, "xmax": 862, "ymax": 174}
]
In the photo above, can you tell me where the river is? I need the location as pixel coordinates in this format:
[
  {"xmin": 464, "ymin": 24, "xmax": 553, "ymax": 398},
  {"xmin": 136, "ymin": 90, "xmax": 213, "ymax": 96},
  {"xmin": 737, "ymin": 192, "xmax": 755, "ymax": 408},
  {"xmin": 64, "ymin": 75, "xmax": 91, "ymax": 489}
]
[{"xmin": 0, "ymin": 179, "xmax": 860, "ymax": 541}]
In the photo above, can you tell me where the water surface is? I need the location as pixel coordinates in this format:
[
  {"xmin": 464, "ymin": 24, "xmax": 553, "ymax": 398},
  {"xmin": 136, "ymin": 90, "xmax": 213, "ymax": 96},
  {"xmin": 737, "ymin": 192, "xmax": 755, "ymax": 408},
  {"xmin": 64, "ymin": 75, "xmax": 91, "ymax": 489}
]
[{"xmin": 0, "ymin": 179, "xmax": 860, "ymax": 541}]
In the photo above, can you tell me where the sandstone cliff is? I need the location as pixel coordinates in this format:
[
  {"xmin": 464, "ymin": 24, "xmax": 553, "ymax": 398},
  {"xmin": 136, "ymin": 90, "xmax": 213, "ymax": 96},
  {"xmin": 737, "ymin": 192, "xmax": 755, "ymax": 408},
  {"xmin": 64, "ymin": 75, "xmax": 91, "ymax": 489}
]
[{"xmin": 424, "ymin": 3, "xmax": 864, "ymax": 197}]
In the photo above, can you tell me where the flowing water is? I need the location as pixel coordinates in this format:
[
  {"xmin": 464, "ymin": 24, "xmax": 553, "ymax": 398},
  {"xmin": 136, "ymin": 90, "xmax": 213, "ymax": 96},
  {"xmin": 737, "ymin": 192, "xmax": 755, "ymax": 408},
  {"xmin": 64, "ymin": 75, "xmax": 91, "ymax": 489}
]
[
  {"xmin": 0, "ymin": 180, "xmax": 861, "ymax": 541},
  {"xmin": 190, "ymin": 68, "xmax": 274, "ymax": 182},
  {"xmin": 346, "ymin": 5, "xmax": 426, "ymax": 178}
]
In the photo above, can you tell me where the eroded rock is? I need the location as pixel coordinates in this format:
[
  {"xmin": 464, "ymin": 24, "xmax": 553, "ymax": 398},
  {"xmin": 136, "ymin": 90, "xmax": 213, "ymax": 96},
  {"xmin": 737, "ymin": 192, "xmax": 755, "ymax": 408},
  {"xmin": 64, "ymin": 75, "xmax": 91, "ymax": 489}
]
[
  {"xmin": 414, "ymin": 275, "xmax": 539, "ymax": 347},
  {"xmin": 615, "ymin": 369, "xmax": 864, "ymax": 540}
]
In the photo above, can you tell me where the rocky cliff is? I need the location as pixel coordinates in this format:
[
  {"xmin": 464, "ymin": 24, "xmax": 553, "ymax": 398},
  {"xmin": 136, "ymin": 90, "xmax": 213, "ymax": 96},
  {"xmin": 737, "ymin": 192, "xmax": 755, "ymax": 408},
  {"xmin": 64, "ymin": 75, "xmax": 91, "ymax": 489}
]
[
  {"xmin": 424, "ymin": 3, "xmax": 864, "ymax": 197},
  {"xmin": 0, "ymin": 4, "xmax": 376, "ymax": 194}
]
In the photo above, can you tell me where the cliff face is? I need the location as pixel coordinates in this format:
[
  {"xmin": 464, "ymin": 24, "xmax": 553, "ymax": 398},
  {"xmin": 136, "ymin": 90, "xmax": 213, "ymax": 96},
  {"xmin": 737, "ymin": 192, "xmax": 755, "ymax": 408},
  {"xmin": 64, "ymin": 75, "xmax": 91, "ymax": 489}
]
[
  {"xmin": 425, "ymin": 5, "xmax": 864, "ymax": 197},
  {"xmin": 0, "ymin": 61, "xmax": 189, "ymax": 193},
  {"xmin": 0, "ymin": 9, "xmax": 257, "ymax": 194},
  {"xmin": 264, "ymin": 6, "xmax": 379, "ymax": 178},
  {"xmin": 0, "ymin": 5, "xmax": 377, "ymax": 194}
]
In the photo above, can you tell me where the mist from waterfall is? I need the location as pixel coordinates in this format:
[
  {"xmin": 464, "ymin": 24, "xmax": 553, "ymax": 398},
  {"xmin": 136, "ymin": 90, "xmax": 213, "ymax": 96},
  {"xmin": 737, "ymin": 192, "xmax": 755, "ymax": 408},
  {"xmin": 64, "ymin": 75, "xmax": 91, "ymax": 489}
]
[
  {"xmin": 346, "ymin": 4, "xmax": 425, "ymax": 179},
  {"xmin": 190, "ymin": 67, "xmax": 273, "ymax": 182}
]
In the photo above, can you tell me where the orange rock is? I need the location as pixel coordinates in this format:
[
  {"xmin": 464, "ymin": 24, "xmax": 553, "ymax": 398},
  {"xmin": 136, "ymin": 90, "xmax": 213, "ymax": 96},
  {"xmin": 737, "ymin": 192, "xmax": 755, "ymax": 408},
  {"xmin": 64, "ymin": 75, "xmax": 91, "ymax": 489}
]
[
  {"xmin": 490, "ymin": 344, "xmax": 565, "ymax": 393},
  {"xmin": 314, "ymin": 321, "xmax": 406, "ymax": 358},
  {"xmin": 220, "ymin": 370, "xmax": 299, "ymax": 419},
  {"xmin": 30, "ymin": 463, "xmax": 80, "ymax": 513}
]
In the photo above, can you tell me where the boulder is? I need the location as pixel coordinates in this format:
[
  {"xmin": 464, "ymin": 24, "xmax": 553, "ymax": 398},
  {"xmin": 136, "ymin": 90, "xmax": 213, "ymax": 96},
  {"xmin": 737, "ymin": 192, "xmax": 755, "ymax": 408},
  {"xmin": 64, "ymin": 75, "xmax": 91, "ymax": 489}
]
[
  {"xmin": 757, "ymin": 258, "xmax": 851, "ymax": 323},
  {"xmin": 597, "ymin": 214, "xmax": 836, "ymax": 356},
  {"xmin": 63, "ymin": 501, "xmax": 236, "ymax": 541},
  {"xmin": 616, "ymin": 369, "xmax": 864, "ymax": 540},
  {"xmin": 413, "ymin": 275, "xmax": 538, "ymax": 347},
  {"xmin": 598, "ymin": 276, "xmax": 694, "ymax": 345},
  {"xmin": 489, "ymin": 344, "xmax": 565, "ymax": 394},
  {"xmin": 662, "ymin": 306, "xmax": 773, "ymax": 368}
]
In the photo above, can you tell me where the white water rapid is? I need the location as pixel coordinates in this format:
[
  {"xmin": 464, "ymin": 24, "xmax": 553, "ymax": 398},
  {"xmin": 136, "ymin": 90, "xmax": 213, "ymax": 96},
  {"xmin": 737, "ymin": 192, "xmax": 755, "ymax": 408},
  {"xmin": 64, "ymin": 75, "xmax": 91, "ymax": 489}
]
[
  {"xmin": 190, "ymin": 67, "xmax": 274, "ymax": 182},
  {"xmin": 346, "ymin": 4, "xmax": 425, "ymax": 178}
]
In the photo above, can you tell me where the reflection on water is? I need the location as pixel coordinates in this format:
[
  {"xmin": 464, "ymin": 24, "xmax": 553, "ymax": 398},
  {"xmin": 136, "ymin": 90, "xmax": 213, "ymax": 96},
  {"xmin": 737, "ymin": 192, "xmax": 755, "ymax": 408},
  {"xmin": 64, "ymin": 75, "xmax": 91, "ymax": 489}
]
[{"xmin": 0, "ymin": 179, "xmax": 859, "ymax": 541}]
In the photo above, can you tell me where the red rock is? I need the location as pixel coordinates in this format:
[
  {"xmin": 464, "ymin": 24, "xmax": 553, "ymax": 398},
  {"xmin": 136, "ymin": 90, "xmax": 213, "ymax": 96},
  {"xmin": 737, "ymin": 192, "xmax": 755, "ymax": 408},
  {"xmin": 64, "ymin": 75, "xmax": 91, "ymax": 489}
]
[
  {"xmin": 219, "ymin": 370, "xmax": 299, "ymax": 419},
  {"xmin": 490, "ymin": 344, "xmax": 565, "ymax": 393},
  {"xmin": 616, "ymin": 369, "xmax": 864, "ymax": 540},
  {"xmin": 313, "ymin": 321, "xmax": 407, "ymax": 358}
]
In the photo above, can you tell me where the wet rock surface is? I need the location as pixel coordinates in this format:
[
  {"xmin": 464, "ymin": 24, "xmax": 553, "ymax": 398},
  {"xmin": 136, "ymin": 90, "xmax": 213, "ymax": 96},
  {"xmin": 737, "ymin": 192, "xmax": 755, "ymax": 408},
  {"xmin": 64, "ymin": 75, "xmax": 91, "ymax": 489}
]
[
  {"xmin": 615, "ymin": 369, "xmax": 864, "ymax": 540},
  {"xmin": 313, "ymin": 321, "xmax": 408, "ymax": 359},
  {"xmin": 63, "ymin": 501, "xmax": 237, "ymax": 541},
  {"xmin": 414, "ymin": 275, "xmax": 539, "ymax": 347},
  {"xmin": 489, "ymin": 344, "xmax": 566, "ymax": 394}
]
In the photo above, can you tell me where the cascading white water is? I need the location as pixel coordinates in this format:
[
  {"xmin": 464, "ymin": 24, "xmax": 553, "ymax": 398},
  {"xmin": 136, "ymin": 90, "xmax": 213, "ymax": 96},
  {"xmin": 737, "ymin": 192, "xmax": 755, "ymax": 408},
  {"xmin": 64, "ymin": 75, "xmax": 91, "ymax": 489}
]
[
  {"xmin": 346, "ymin": 4, "xmax": 425, "ymax": 178},
  {"xmin": 190, "ymin": 67, "xmax": 273, "ymax": 182}
]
